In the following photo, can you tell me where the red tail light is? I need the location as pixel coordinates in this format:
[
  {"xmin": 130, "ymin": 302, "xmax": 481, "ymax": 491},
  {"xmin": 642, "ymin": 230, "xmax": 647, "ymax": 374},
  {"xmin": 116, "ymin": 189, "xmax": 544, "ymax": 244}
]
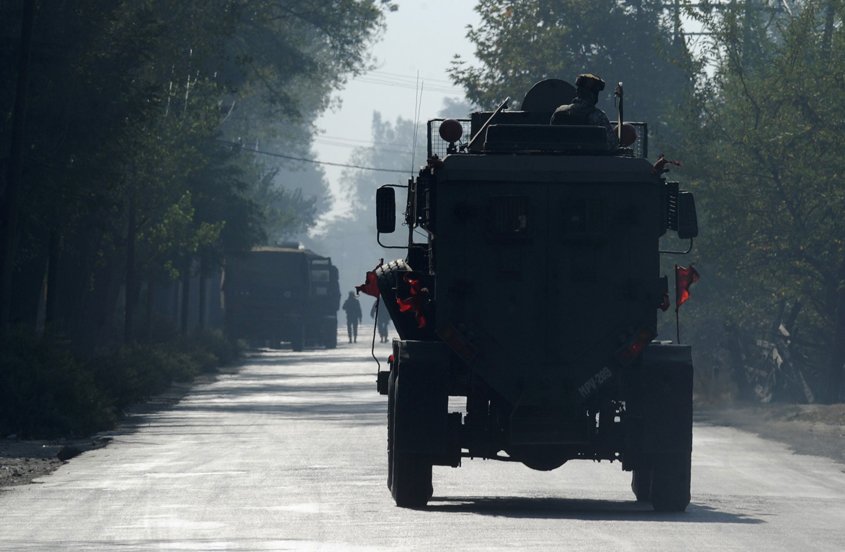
[{"xmin": 617, "ymin": 328, "xmax": 655, "ymax": 364}]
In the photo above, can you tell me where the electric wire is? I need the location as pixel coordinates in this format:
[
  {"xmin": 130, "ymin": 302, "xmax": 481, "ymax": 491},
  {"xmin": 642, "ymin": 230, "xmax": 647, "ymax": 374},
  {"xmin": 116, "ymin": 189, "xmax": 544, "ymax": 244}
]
[
  {"xmin": 219, "ymin": 140, "xmax": 409, "ymax": 174},
  {"xmin": 353, "ymin": 69, "xmax": 462, "ymax": 95},
  {"xmin": 219, "ymin": 68, "xmax": 458, "ymax": 174}
]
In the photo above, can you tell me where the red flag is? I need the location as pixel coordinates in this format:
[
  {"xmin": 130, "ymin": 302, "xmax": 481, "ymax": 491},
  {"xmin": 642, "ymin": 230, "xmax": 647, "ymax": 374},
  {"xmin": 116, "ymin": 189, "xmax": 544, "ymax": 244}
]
[
  {"xmin": 675, "ymin": 264, "xmax": 700, "ymax": 310},
  {"xmin": 652, "ymin": 153, "xmax": 682, "ymax": 175},
  {"xmin": 355, "ymin": 259, "xmax": 383, "ymax": 298},
  {"xmin": 396, "ymin": 274, "xmax": 428, "ymax": 328}
]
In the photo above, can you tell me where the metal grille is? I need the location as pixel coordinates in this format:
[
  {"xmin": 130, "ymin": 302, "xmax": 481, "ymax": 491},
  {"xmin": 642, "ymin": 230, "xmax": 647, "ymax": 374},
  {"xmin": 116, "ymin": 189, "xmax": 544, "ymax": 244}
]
[
  {"xmin": 427, "ymin": 118, "xmax": 649, "ymax": 159},
  {"xmin": 612, "ymin": 121, "xmax": 649, "ymax": 159},
  {"xmin": 488, "ymin": 196, "xmax": 532, "ymax": 239},
  {"xmin": 427, "ymin": 118, "xmax": 472, "ymax": 159}
]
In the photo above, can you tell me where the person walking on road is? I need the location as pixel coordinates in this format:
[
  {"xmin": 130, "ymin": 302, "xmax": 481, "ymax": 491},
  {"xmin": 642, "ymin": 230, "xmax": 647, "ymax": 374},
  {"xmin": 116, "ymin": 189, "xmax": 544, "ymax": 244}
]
[{"xmin": 342, "ymin": 291, "xmax": 362, "ymax": 343}]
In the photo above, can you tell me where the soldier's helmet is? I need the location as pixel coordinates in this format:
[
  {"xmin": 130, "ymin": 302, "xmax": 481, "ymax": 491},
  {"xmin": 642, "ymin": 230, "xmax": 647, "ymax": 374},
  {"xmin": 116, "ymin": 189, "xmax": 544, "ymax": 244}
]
[{"xmin": 575, "ymin": 73, "xmax": 606, "ymax": 93}]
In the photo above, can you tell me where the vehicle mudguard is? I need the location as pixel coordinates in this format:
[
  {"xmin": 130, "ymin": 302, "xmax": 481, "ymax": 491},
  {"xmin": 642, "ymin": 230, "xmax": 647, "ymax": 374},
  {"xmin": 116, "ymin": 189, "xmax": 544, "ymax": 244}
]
[
  {"xmin": 394, "ymin": 340, "xmax": 451, "ymax": 459},
  {"xmin": 625, "ymin": 343, "xmax": 693, "ymax": 462}
]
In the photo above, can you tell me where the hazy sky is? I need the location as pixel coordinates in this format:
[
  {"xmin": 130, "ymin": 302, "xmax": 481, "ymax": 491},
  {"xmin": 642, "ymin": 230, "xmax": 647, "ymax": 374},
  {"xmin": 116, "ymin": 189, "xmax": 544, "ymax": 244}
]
[
  {"xmin": 312, "ymin": 1, "xmax": 480, "ymax": 224},
  {"xmin": 310, "ymin": 2, "xmax": 702, "ymax": 228}
]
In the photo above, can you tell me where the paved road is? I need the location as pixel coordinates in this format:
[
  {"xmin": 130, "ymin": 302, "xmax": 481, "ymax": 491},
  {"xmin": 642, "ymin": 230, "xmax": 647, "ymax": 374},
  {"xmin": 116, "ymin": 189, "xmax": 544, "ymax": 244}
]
[{"xmin": 2, "ymin": 330, "xmax": 845, "ymax": 551}]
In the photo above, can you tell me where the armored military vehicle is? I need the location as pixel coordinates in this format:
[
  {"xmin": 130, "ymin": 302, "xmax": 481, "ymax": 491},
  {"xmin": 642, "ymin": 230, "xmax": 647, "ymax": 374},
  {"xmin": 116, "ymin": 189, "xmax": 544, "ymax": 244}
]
[
  {"xmin": 372, "ymin": 79, "xmax": 699, "ymax": 511},
  {"xmin": 223, "ymin": 245, "xmax": 340, "ymax": 351}
]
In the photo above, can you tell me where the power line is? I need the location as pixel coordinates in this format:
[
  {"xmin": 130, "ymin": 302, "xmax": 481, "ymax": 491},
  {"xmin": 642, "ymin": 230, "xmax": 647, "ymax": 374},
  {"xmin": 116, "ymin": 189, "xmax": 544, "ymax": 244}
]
[
  {"xmin": 354, "ymin": 76, "xmax": 461, "ymax": 95},
  {"xmin": 367, "ymin": 69, "xmax": 457, "ymax": 87},
  {"xmin": 314, "ymin": 134, "xmax": 414, "ymax": 155},
  {"xmin": 220, "ymin": 140, "xmax": 410, "ymax": 174},
  {"xmin": 351, "ymin": 69, "xmax": 463, "ymax": 95},
  {"xmin": 315, "ymin": 140, "xmax": 413, "ymax": 155}
]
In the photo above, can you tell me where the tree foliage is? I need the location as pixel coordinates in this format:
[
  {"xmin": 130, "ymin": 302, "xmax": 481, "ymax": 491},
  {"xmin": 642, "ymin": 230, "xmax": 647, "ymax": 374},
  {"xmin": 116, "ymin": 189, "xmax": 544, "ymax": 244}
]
[
  {"xmin": 682, "ymin": 1, "xmax": 845, "ymax": 401},
  {"xmin": 450, "ymin": 0, "xmax": 696, "ymax": 150},
  {"xmin": 1, "ymin": 1, "xmax": 391, "ymax": 347}
]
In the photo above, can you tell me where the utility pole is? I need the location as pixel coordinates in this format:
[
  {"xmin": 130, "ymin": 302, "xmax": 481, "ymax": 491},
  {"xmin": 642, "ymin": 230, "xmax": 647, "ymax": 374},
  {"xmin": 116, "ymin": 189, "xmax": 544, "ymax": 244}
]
[{"xmin": 0, "ymin": 0, "xmax": 36, "ymax": 337}]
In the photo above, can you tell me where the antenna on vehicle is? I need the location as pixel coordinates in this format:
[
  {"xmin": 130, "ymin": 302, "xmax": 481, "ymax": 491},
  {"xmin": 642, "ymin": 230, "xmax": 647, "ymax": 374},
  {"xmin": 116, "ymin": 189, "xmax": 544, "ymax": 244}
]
[
  {"xmin": 410, "ymin": 72, "xmax": 424, "ymax": 175},
  {"xmin": 614, "ymin": 82, "xmax": 624, "ymax": 144},
  {"xmin": 467, "ymin": 97, "xmax": 510, "ymax": 151}
]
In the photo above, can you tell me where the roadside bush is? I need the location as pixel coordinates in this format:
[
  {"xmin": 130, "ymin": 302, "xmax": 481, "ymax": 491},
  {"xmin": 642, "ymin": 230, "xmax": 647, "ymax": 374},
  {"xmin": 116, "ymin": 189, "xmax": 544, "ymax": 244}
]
[
  {"xmin": 180, "ymin": 329, "xmax": 240, "ymax": 367},
  {"xmin": 1, "ymin": 330, "xmax": 241, "ymax": 438},
  {"xmin": 88, "ymin": 344, "xmax": 200, "ymax": 410},
  {"xmin": 0, "ymin": 332, "xmax": 115, "ymax": 438}
]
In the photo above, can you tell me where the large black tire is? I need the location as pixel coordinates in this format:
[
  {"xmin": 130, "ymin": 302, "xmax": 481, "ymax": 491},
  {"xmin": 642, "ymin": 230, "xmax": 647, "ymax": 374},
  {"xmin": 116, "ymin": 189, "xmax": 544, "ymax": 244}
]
[
  {"xmin": 386, "ymin": 369, "xmax": 396, "ymax": 490},
  {"xmin": 631, "ymin": 468, "xmax": 652, "ymax": 502},
  {"xmin": 650, "ymin": 453, "xmax": 691, "ymax": 512},
  {"xmin": 390, "ymin": 372, "xmax": 433, "ymax": 507}
]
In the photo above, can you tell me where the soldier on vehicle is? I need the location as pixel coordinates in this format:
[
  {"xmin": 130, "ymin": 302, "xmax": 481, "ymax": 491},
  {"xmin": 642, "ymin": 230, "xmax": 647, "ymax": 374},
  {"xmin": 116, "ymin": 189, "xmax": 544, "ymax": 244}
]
[
  {"xmin": 550, "ymin": 73, "xmax": 618, "ymax": 149},
  {"xmin": 342, "ymin": 291, "xmax": 363, "ymax": 343}
]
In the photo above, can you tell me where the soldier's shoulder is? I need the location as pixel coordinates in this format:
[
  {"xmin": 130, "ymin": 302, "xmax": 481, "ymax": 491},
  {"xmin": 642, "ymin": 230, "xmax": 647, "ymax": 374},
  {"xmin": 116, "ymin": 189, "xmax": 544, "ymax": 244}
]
[{"xmin": 587, "ymin": 108, "xmax": 610, "ymax": 123}]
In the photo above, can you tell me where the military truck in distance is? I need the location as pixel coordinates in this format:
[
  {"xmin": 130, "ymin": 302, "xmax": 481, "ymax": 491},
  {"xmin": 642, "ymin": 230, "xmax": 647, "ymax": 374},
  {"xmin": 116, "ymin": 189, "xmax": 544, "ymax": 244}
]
[
  {"xmin": 373, "ymin": 79, "xmax": 699, "ymax": 511},
  {"xmin": 223, "ymin": 246, "xmax": 340, "ymax": 351}
]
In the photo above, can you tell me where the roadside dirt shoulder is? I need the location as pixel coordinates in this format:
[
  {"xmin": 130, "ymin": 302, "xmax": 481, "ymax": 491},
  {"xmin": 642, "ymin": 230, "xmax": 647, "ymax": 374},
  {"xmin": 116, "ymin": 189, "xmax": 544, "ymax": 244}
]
[
  {"xmin": 0, "ymin": 438, "xmax": 107, "ymax": 489},
  {"xmin": 1, "ymin": 365, "xmax": 238, "ymax": 491},
  {"xmin": 697, "ymin": 403, "xmax": 845, "ymax": 466}
]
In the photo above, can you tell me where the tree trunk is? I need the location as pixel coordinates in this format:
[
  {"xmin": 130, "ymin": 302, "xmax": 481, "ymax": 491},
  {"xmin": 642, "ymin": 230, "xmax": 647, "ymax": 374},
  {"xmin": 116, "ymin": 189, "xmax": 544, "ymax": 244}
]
[
  {"xmin": 180, "ymin": 258, "xmax": 191, "ymax": 337},
  {"xmin": 124, "ymin": 190, "xmax": 137, "ymax": 345},
  {"xmin": 825, "ymin": 286, "xmax": 845, "ymax": 403},
  {"xmin": 144, "ymin": 277, "xmax": 155, "ymax": 341},
  {"xmin": 822, "ymin": 1, "xmax": 835, "ymax": 62},
  {"xmin": 0, "ymin": 0, "xmax": 36, "ymax": 337},
  {"xmin": 44, "ymin": 229, "xmax": 60, "ymax": 331},
  {"xmin": 197, "ymin": 257, "xmax": 207, "ymax": 331}
]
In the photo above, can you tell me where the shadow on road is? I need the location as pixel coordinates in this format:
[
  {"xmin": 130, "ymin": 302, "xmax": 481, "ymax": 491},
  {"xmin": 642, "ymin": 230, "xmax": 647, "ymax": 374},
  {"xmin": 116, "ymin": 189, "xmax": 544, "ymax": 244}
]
[
  {"xmin": 172, "ymin": 398, "xmax": 385, "ymax": 423},
  {"xmin": 241, "ymin": 352, "xmax": 378, "ymax": 366},
  {"xmin": 425, "ymin": 496, "xmax": 764, "ymax": 524},
  {"xmin": 118, "ymin": 382, "xmax": 386, "ymax": 429}
]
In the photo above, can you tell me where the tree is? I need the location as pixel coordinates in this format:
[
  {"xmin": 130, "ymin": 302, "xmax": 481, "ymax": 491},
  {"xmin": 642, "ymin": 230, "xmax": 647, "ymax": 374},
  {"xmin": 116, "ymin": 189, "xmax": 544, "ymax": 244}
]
[
  {"xmin": 450, "ymin": 0, "xmax": 696, "ymax": 152},
  {"xmin": 684, "ymin": 1, "xmax": 845, "ymax": 402},
  {"xmin": 0, "ymin": 0, "xmax": 394, "ymax": 348},
  {"xmin": 0, "ymin": 0, "xmax": 35, "ymax": 336}
]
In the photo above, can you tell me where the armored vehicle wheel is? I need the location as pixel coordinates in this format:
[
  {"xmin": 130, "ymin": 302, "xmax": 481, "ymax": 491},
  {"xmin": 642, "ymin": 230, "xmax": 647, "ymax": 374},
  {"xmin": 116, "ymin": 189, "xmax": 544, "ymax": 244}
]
[
  {"xmin": 390, "ymin": 372, "xmax": 433, "ymax": 507},
  {"xmin": 631, "ymin": 468, "xmax": 652, "ymax": 502},
  {"xmin": 386, "ymin": 369, "xmax": 396, "ymax": 490},
  {"xmin": 650, "ymin": 452, "xmax": 691, "ymax": 512}
]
